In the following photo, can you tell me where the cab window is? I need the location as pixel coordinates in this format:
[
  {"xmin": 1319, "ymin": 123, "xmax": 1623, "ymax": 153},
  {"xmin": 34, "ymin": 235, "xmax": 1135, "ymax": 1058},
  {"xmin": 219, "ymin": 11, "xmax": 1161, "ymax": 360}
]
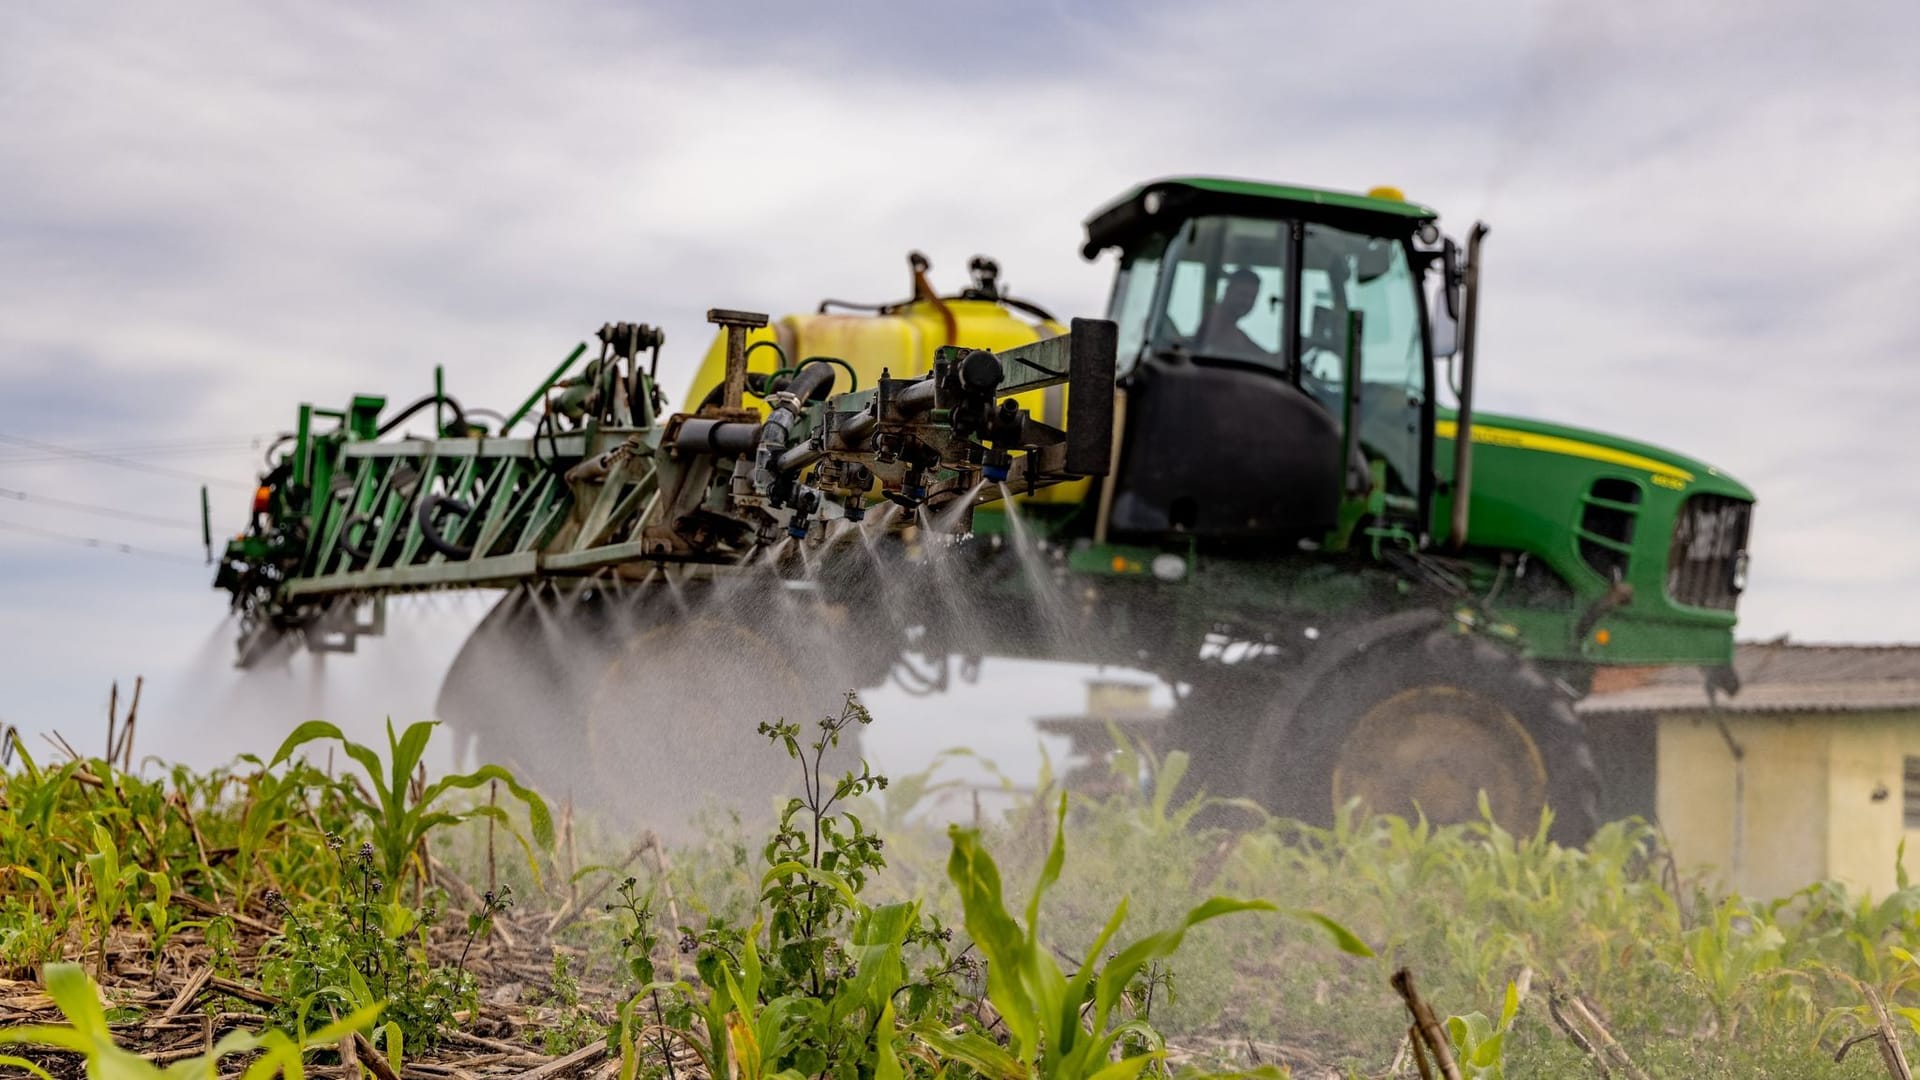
[
  {"xmin": 1299, "ymin": 224, "xmax": 1426, "ymax": 494},
  {"xmin": 1159, "ymin": 215, "xmax": 1289, "ymax": 373}
]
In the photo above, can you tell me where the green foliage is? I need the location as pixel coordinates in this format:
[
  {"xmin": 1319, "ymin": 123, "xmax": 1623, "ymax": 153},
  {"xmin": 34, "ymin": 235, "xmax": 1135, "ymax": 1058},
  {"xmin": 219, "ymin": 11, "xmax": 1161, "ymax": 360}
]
[
  {"xmin": 1445, "ymin": 979, "xmax": 1521, "ymax": 1079},
  {"xmin": 535, "ymin": 952, "xmax": 605, "ymax": 1056},
  {"xmin": 932, "ymin": 790, "xmax": 1365, "ymax": 1080},
  {"xmin": 659, "ymin": 692, "xmax": 968, "ymax": 1080},
  {"xmin": 0, "ymin": 962, "xmax": 379, "ymax": 1079},
  {"xmin": 256, "ymin": 841, "xmax": 475, "ymax": 1055},
  {"xmin": 269, "ymin": 718, "xmax": 555, "ymax": 889},
  {"xmin": 21, "ymin": 694, "xmax": 1920, "ymax": 1078}
]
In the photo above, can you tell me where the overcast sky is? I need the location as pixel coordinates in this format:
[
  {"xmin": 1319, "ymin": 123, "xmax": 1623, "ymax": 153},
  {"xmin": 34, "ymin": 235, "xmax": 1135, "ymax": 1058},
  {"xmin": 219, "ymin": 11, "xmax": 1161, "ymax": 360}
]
[{"xmin": 2, "ymin": 1, "xmax": 1916, "ymax": 767}]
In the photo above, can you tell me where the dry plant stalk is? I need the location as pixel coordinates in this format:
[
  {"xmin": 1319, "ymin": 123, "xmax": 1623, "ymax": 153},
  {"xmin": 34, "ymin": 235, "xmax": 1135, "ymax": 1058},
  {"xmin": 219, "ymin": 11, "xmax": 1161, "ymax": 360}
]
[
  {"xmin": 1391, "ymin": 968, "xmax": 1461, "ymax": 1080},
  {"xmin": 547, "ymin": 833, "xmax": 656, "ymax": 936},
  {"xmin": 352, "ymin": 1029, "xmax": 404, "ymax": 1080},
  {"xmin": 116, "ymin": 675, "xmax": 143, "ymax": 771},
  {"xmin": 1834, "ymin": 982, "xmax": 1915, "ymax": 1080},
  {"xmin": 1406, "ymin": 1024, "xmax": 1436, "ymax": 1080},
  {"xmin": 1546, "ymin": 989, "xmax": 1610, "ymax": 1079},
  {"xmin": 1548, "ymin": 983, "xmax": 1649, "ymax": 1080}
]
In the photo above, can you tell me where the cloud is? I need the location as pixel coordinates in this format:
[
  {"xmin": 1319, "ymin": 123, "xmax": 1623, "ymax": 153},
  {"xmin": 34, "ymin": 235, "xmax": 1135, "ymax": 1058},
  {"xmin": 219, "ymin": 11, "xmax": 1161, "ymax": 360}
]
[{"xmin": 1, "ymin": 0, "xmax": 1915, "ymax": 760}]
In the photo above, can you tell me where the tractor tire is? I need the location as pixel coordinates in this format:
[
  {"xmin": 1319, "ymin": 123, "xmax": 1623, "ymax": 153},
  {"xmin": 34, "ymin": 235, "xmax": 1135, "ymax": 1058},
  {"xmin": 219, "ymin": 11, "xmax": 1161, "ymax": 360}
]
[
  {"xmin": 436, "ymin": 587, "xmax": 618, "ymax": 803},
  {"xmin": 1244, "ymin": 626, "xmax": 1601, "ymax": 846},
  {"xmin": 578, "ymin": 588, "xmax": 864, "ymax": 832}
]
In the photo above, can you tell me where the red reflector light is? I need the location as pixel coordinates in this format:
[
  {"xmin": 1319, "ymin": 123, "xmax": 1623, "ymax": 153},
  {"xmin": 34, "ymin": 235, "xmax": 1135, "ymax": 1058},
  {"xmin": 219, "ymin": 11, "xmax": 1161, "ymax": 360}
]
[{"xmin": 253, "ymin": 486, "xmax": 272, "ymax": 515}]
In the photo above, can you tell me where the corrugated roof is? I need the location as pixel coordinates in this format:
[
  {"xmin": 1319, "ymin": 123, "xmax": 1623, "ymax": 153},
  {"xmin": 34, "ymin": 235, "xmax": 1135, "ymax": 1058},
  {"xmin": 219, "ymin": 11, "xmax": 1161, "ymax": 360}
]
[{"xmin": 1579, "ymin": 641, "xmax": 1920, "ymax": 716}]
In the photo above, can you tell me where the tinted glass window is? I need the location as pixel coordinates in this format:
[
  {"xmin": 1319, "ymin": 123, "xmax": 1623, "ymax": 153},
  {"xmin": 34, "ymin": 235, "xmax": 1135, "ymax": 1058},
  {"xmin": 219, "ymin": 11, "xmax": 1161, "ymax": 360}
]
[{"xmin": 1300, "ymin": 225, "xmax": 1426, "ymax": 494}]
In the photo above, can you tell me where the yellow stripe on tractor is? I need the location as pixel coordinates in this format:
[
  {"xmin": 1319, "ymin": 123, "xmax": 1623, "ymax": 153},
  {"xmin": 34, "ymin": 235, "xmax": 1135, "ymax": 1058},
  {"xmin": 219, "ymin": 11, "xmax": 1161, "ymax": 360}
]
[{"xmin": 1436, "ymin": 420, "xmax": 1693, "ymax": 488}]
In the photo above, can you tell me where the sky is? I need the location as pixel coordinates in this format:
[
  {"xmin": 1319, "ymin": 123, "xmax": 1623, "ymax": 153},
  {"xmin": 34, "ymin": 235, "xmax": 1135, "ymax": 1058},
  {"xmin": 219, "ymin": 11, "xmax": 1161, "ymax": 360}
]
[{"xmin": 1, "ymin": 0, "xmax": 1916, "ymax": 772}]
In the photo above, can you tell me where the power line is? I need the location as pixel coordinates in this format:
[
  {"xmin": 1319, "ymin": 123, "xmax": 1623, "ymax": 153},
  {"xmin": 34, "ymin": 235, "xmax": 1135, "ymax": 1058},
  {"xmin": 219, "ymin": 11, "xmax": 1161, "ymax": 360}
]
[
  {"xmin": 0, "ymin": 435, "xmax": 274, "ymax": 465},
  {"xmin": 0, "ymin": 446, "xmax": 267, "ymax": 466},
  {"xmin": 0, "ymin": 487, "xmax": 198, "ymax": 529},
  {"xmin": 0, "ymin": 518, "xmax": 203, "ymax": 564},
  {"xmin": 0, "ymin": 433, "xmax": 251, "ymax": 489},
  {"xmin": 0, "ymin": 431, "xmax": 278, "ymax": 456}
]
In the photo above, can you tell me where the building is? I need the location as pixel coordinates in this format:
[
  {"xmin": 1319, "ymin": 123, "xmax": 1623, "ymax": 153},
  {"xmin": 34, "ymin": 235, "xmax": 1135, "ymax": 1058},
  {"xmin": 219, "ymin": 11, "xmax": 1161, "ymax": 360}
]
[{"xmin": 1580, "ymin": 641, "xmax": 1920, "ymax": 899}]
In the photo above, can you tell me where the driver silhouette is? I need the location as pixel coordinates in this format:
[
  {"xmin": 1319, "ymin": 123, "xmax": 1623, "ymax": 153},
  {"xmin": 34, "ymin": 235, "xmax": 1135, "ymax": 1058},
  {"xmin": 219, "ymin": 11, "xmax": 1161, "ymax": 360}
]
[{"xmin": 1194, "ymin": 267, "xmax": 1271, "ymax": 361}]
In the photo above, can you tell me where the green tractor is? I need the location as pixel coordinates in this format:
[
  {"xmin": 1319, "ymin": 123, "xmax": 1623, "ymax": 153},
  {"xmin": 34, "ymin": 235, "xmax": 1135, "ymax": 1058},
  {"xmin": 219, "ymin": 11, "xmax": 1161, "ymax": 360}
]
[
  {"xmin": 214, "ymin": 177, "xmax": 1753, "ymax": 842},
  {"xmin": 964, "ymin": 177, "xmax": 1754, "ymax": 842}
]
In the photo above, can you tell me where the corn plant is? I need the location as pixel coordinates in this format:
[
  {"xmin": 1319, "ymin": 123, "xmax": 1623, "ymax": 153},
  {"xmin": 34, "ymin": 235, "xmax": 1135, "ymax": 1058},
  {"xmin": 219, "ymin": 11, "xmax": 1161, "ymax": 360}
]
[
  {"xmin": 270, "ymin": 718, "xmax": 554, "ymax": 888},
  {"xmin": 1445, "ymin": 979, "xmax": 1522, "ymax": 1080},
  {"xmin": 926, "ymin": 792, "xmax": 1369, "ymax": 1080},
  {"xmin": 0, "ymin": 961, "xmax": 379, "ymax": 1079},
  {"xmin": 135, "ymin": 869, "xmax": 188, "ymax": 965},
  {"xmin": 82, "ymin": 823, "xmax": 140, "ymax": 968}
]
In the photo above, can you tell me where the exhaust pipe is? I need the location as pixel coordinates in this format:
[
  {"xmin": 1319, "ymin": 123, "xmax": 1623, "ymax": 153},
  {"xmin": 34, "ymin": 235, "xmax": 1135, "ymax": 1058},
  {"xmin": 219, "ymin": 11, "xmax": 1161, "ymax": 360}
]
[{"xmin": 1447, "ymin": 222, "xmax": 1489, "ymax": 551}]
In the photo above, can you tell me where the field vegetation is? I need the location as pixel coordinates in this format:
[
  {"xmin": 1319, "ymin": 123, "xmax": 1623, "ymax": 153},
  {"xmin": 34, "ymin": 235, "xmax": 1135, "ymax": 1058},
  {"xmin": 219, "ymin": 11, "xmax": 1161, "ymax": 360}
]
[{"xmin": 2, "ymin": 688, "xmax": 1918, "ymax": 1078}]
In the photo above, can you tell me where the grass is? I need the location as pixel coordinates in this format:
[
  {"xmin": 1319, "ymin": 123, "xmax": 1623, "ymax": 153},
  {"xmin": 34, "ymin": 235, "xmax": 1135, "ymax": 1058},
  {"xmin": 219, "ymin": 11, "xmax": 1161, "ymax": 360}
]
[{"xmin": 0, "ymin": 696, "xmax": 1917, "ymax": 1078}]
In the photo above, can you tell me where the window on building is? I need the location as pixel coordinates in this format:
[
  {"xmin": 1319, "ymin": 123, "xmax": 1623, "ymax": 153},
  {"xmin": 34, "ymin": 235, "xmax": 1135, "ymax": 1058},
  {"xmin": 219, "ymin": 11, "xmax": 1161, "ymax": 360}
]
[{"xmin": 1904, "ymin": 756, "xmax": 1920, "ymax": 828}]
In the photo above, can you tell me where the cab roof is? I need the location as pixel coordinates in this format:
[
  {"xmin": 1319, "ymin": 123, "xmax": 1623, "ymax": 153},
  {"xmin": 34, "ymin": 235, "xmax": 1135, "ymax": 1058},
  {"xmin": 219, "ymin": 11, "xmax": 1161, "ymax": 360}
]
[{"xmin": 1082, "ymin": 176, "xmax": 1439, "ymax": 259}]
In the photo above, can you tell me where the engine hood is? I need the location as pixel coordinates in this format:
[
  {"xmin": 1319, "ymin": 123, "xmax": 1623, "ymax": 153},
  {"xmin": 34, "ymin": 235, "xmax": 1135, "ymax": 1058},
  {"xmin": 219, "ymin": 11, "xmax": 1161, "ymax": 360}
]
[{"xmin": 1439, "ymin": 408, "xmax": 1753, "ymax": 501}]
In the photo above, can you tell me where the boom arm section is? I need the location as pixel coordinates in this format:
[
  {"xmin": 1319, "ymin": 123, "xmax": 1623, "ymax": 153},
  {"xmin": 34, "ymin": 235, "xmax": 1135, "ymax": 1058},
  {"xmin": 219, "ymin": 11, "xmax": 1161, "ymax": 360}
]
[{"xmin": 212, "ymin": 314, "xmax": 1116, "ymax": 666}]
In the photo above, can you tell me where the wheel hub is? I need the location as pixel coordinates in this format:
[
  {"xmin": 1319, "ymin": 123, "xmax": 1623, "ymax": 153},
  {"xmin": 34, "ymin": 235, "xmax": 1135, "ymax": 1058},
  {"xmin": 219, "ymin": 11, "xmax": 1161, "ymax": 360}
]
[{"xmin": 1328, "ymin": 684, "xmax": 1548, "ymax": 832}]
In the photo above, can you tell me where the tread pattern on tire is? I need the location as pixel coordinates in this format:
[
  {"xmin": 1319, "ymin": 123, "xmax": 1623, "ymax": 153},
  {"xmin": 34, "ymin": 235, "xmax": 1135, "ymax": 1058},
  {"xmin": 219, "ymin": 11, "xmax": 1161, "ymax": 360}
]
[{"xmin": 1237, "ymin": 622, "xmax": 1603, "ymax": 846}]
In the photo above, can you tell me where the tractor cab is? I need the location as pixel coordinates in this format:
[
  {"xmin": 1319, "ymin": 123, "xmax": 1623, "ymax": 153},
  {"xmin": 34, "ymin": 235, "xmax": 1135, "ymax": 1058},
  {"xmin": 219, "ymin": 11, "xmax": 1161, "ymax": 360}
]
[{"xmin": 1083, "ymin": 178, "xmax": 1468, "ymax": 550}]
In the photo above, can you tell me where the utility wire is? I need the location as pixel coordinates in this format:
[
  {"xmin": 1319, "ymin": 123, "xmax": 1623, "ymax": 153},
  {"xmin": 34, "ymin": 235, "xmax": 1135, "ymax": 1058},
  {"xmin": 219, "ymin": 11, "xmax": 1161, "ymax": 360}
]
[
  {"xmin": 0, "ymin": 442, "xmax": 268, "ymax": 466},
  {"xmin": 0, "ymin": 433, "xmax": 250, "ymax": 489},
  {"xmin": 0, "ymin": 487, "xmax": 197, "ymax": 530},
  {"xmin": 0, "ymin": 518, "xmax": 202, "ymax": 564},
  {"xmin": 0, "ymin": 431, "xmax": 276, "ymax": 462}
]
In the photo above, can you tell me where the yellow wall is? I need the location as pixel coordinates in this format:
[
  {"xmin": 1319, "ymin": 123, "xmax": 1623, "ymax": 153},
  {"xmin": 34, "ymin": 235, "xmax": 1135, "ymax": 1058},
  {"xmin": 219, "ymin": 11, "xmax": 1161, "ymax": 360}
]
[
  {"xmin": 1657, "ymin": 709, "xmax": 1920, "ymax": 899},
  {"xmin": 1824, "ymin": 713, "xmax": 1920, "ymax": 897},
  {"xmin": 1658, "ymin": 714, "xmax": 1828, "ymax": 898}
]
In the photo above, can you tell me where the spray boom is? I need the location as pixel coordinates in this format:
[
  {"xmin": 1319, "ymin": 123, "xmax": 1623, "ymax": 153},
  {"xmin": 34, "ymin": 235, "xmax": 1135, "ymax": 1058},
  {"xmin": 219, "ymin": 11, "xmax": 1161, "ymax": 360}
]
[{"xmin": 212, "ymin": 310, "xmax": 1116, "ymax": 665}]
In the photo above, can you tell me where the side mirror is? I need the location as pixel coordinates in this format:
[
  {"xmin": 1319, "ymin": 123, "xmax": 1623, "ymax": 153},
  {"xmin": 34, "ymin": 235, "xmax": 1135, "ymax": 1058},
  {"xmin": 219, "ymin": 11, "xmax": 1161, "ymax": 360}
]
[
  {"xmin": 1429, "ymin": 287, "xmax": 1459, "ymax": 358},
  {"xmin": 1442, "ymin": 238, "xmax": 1462, "ymax": 320},
  {"xmin": 1428, "ymin": 238, "xmax": 1462, "ymax": 357}
]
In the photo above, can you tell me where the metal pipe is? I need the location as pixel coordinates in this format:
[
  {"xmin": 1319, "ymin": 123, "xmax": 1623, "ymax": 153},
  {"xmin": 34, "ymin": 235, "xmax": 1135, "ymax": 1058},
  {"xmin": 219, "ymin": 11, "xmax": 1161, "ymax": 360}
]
[
  {"xmin": 1342, "ymin": 311, "xmax": 1364, "ymax": 495},
  {"xmin": 834, "ymin": 410, "xmax": 879, "ymax": 448},
  {"xmin": 505, "ymin": 343, "xmax": 587, "ymax": 432},
  {"xmin": 888, "ymin": 378, "xmax": 937, "ymax": 418},
  {"xmin": 776, "ymin": 442, "xmax": 824, "ymax": 474},
  {"xmin": 1447, "ymin": 222, "xmax": 1490, "ymax": 550},
  {"xmin": 674, "ymin": 417, "xmax": 763, "ymax": 455},
  {"xmin": 708, "ymin": 309, "xmax": 770, "ymax": 411},
  {"xmin": 295, "ymin": 404, "xmax": 312, "ymax": 489}
]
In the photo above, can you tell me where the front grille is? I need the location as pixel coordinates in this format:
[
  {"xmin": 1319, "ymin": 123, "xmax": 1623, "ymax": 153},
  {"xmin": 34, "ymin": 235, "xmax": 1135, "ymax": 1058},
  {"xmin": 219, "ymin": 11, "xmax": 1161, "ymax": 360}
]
[{"xmin": 1666, "ymin": 494, "xmax": 1751, "ymax": 610}]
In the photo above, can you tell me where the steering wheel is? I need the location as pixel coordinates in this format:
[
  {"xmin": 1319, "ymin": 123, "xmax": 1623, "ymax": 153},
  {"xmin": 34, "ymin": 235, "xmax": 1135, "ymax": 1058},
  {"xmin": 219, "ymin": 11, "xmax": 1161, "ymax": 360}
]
[{"xmin": 1297, "ymin": 345, "xmax": 1346, "ymax": 412}]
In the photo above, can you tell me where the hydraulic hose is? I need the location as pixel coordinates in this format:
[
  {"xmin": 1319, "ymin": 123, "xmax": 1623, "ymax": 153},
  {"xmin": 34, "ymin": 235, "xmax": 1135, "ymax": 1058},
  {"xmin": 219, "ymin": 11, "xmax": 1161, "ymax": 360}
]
[
  {"xmin": 377, "ymin": 394, "xmax": 469, "ymax": 438},
  {"xmin": 338, "ymin": 512, "xmax": 378, "ymax": 565},
  {"xmin": 418, "ymin": 494, "xmax": 474, "ymax": 559},
  {"xmin": 674, "ymin": 418, "xmax": 763, "ymax": 455},
  {"xmin": 753, "ymin": 363, "xmax": 837, "ymax": 491},
  {"xmin": 824, "ymin": 372, "xmax": 934, "ymax": 453}
]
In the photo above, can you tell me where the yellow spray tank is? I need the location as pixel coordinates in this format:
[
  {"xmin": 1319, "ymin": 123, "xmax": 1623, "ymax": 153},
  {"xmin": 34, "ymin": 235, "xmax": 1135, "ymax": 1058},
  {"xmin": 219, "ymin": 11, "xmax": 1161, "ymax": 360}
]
[{"xmin": 685, "ymin": 254, "xmax": 1092, "ymax": 505}]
